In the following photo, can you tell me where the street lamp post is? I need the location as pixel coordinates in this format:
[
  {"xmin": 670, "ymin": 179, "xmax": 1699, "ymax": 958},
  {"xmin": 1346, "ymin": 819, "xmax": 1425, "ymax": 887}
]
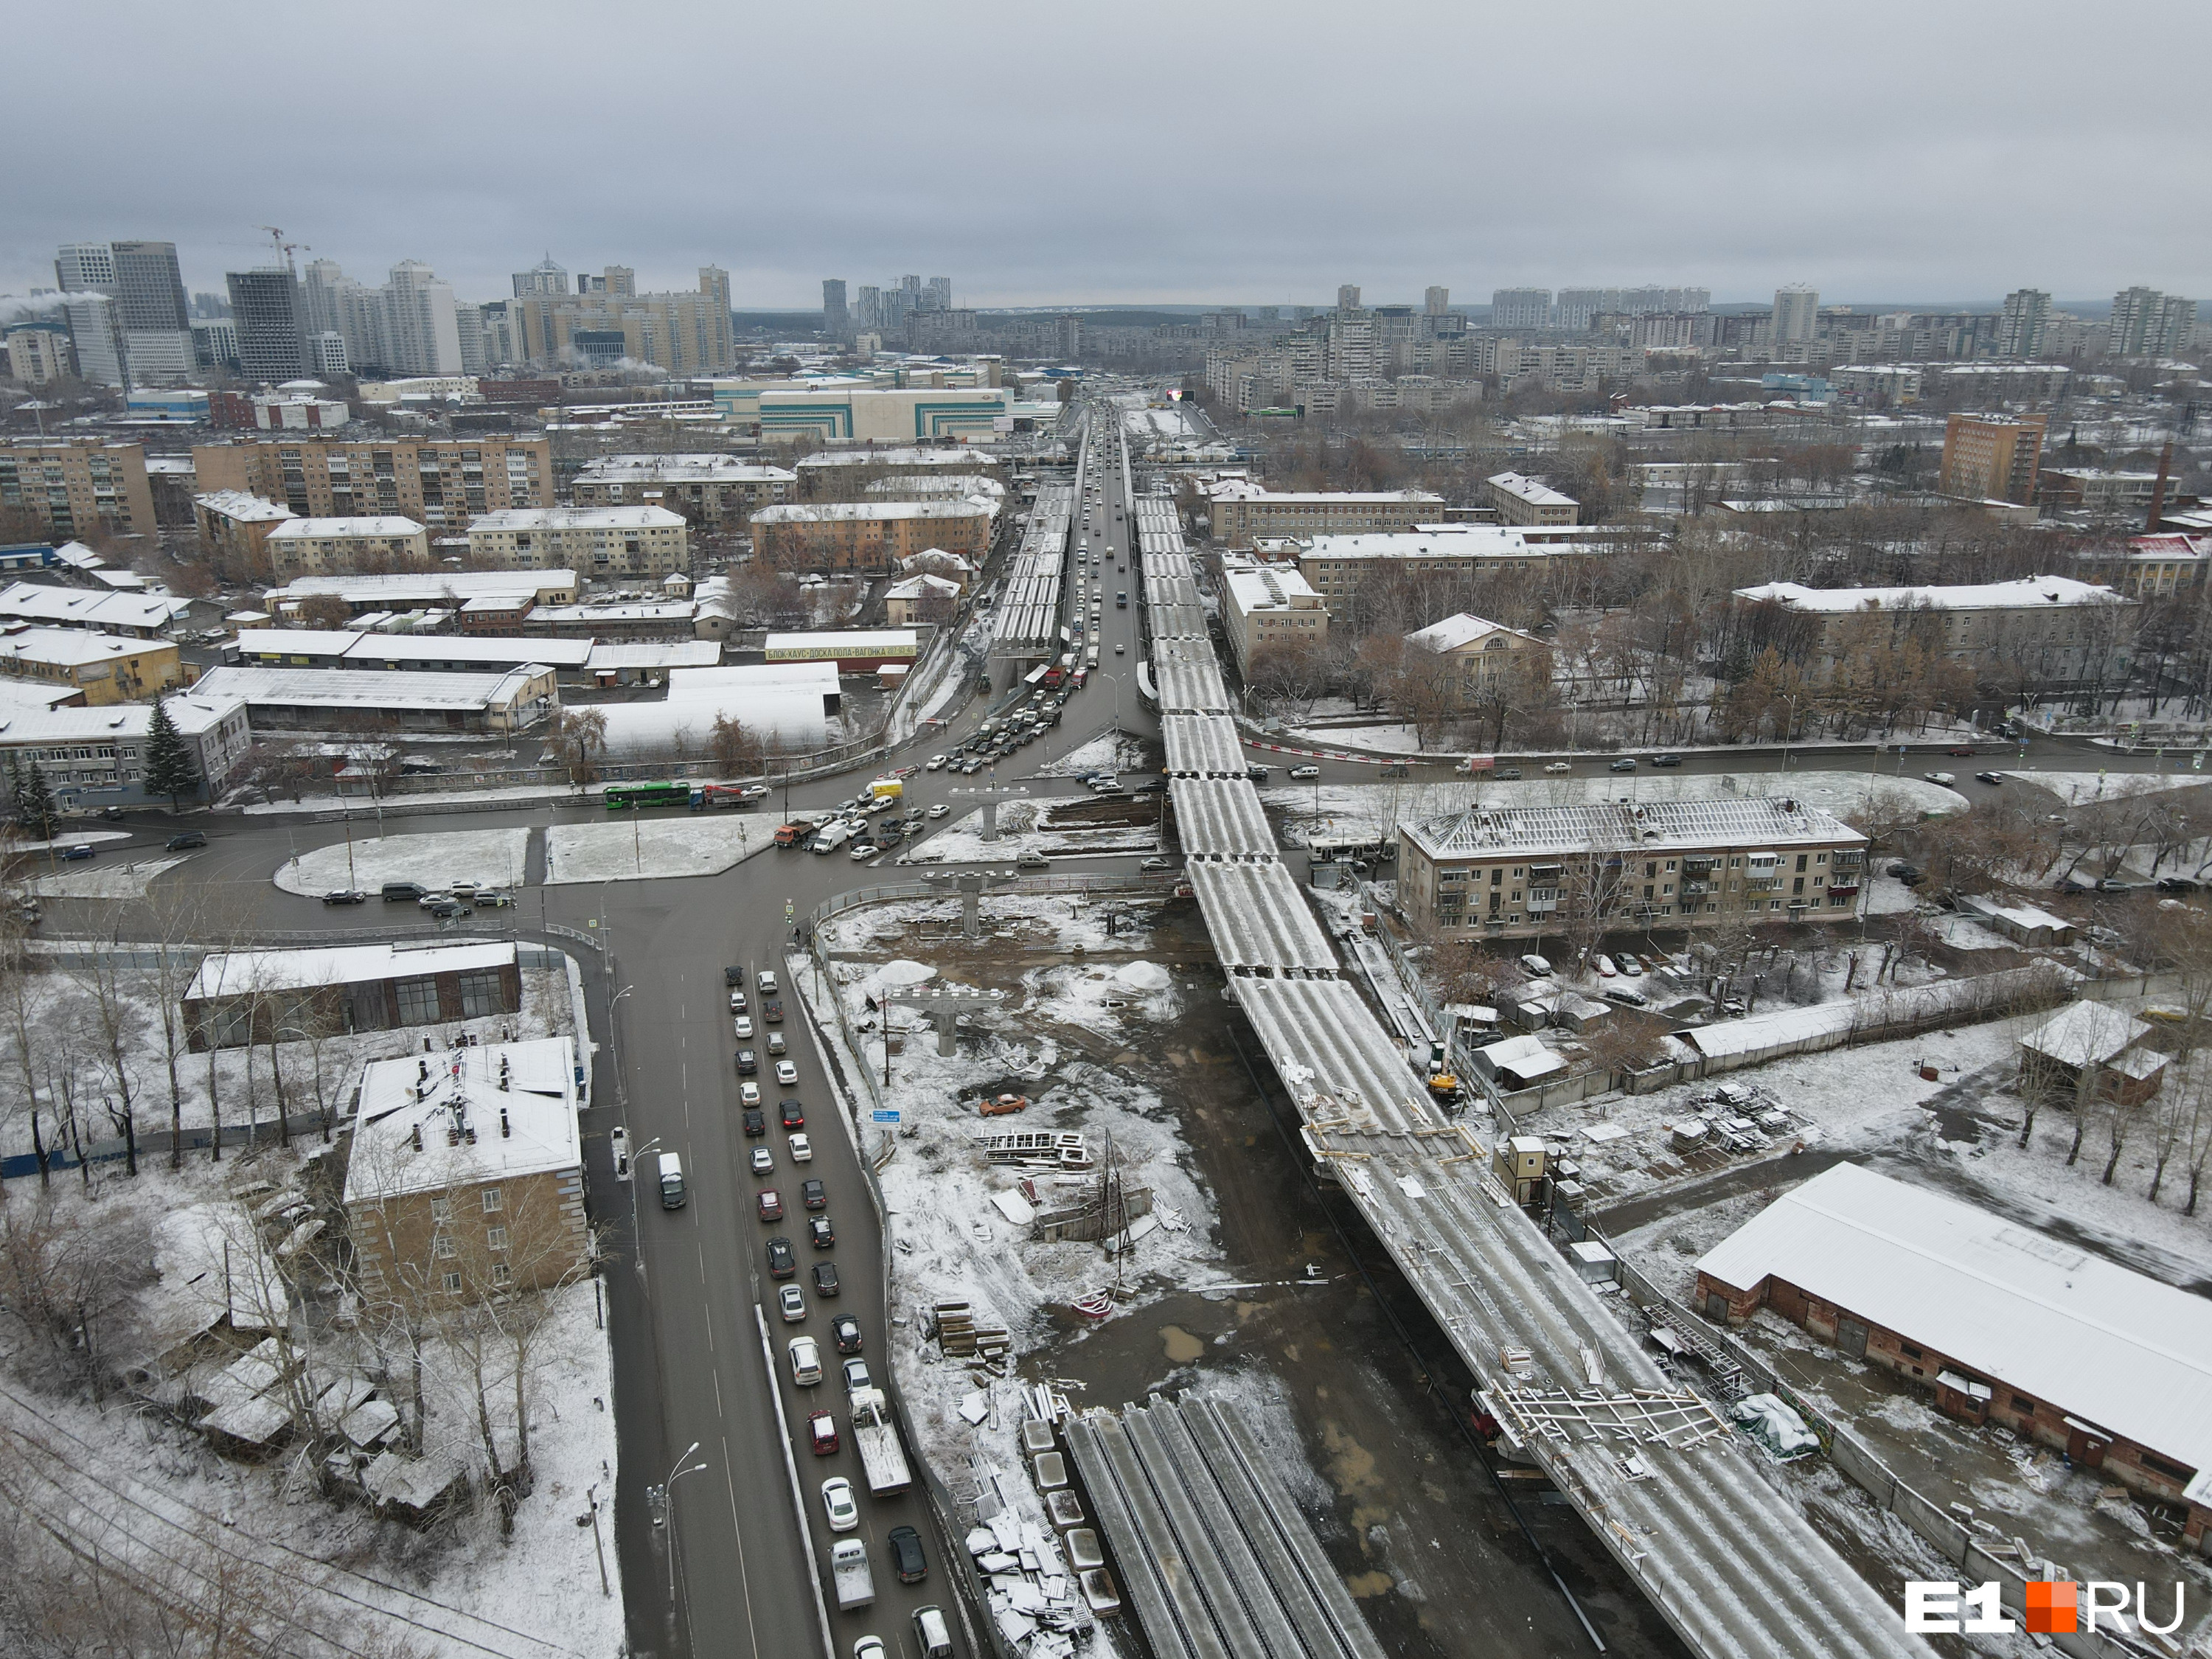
[
  {"xmin": 627, "ymin": 1133, "xmax": 661, "ymax": 1279},
  {"xmin": 661, "ymin": 1440, "xmax": 710, "ymax": 1609},
  {"xmin": 608, "ymin": 985, "xmax": 633, "ymax": 1113}
]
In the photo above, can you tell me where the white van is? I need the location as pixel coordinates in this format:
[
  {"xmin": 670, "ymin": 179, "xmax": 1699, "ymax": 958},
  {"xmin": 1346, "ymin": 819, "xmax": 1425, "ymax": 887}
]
[
  {"xmin": 658, "ymin": 1152, "xmax": 687, "ymax": 1209},
  {"xmin": 912, "ymin": 1605, "xmax": 955, "ymax": 1658}
]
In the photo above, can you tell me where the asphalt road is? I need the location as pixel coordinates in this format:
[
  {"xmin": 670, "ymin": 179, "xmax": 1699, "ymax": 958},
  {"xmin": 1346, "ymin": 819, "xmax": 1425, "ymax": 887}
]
[{"xmin": 29, "ymin": 406, "xmax": 2202, "ymax": 1659}]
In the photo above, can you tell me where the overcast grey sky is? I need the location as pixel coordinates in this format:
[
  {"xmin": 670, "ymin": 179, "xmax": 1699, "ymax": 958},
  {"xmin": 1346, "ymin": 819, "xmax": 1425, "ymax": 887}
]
[{"xmin": 4, "ymin": 0, "xmax": 2205, "ymax": 312}]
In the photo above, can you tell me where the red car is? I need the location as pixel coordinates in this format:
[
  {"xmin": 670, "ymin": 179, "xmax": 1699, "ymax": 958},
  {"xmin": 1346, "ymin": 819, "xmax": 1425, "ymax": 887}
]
[
  {"xmin": 1947, "ymin": 746, "xmax": 1977, "ymax": 757},
  {"xmin": 807, "ymin": 1411, "xmax": 839, "ymax": 1455},
  {"xmin": 757, "ymin": 1189, "xmax": 783, "ymax": 1222}
]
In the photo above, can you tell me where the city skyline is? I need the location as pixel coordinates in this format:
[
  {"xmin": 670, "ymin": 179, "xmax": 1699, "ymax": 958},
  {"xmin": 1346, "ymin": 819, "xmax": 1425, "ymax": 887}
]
[{"xmin": 1, "ymin": 0, "xmax": 2204, "ymax": 310}]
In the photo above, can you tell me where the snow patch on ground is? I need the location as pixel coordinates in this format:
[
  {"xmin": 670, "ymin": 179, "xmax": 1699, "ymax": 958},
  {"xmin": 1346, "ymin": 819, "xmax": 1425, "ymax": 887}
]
[
  {"xmin": 28, "ymin": 855, "xmax": 187, "ymax": 900},
  {"xmin": 1034, "ymin": 731, "xmax": 1150, "ymax": 779},
  {"xmin": 543, "ymin": 815, "xmax": 766, "ymax": 883},
  {"xmin": 272, "ymin": 829, "xmax": 530, "ymax": 896},
  {"xmin": 2010, "ymin": 770, "xmax": 2211, "ymax": 804},
  {"xmin": 16, "ymin": 829, "xmax": 133, "ymax": 851},
  {"xmin": 901, "ymin": 801, "xmax": 1160, "ymax": 866}
]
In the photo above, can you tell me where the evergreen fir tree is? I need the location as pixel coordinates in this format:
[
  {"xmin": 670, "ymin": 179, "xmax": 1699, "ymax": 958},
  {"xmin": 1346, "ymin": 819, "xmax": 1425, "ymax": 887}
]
[
  {"xmin": 11, "ymin": 753, "xmax": 56, "ymax": 842},
  {"xmin": 142, "ymin": 695, "xmax": 198, "ymax": 810}
]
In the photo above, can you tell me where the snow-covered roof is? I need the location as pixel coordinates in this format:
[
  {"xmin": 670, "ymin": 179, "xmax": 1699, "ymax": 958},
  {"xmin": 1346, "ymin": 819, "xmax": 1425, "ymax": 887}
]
[
  {"xmin": 237, "ymin": 629, "xmax": 595, "ymax": 670},
  {"xmin": 1221, "ymin": 561, "xmax": 1322, "ymax": 615},
  {"xmin": 585, "ymin": 641, "xmax": 723, "ymax": 672},
  {"xmin": 467, "ymin": 506, "xmax": 685, "ymax": 532},
  {"xmin": 0, "ymin": 677, "xmax": 86, "ymax": 713},
  {"xmin": 0, "ymin": 691, "xmax": 243, "ymax": 745},
  {"xmin": 668, "ymin": 661, "xmax": 839, "ymax": 695},
  {"xmin": 1206, "ymin": 481, "xmax": 1443, "ymax": 505},
  {"xmin": 2017, "ymin": 1001, "xmax": 2152, "ymax": 1068},
  {"xmin": 763, "ymin": 629, "xmax": 917, "ymax": 654},
  {"xmin": 344, "ymin": 1037, "xmax": 580, "ymax": 1203},
  {"xmin": 1403, "ymin": 795, "xmax": 1863, "ymax": 863},
  {"xmin": 529, "ymin": 602, "xmax": 695, "ymax": 625},
  {"xmin": 1406, "ymin": 612, "xmax": 1543, "ymax": 654},
  {"xmin": 189, "ymin": 940, "xmax": 518, "ymax": 1001},
  {"xmin": 268, "ymin": 516, "xmax": 426, "ymax": 540},
  {"xmin": 1697, "ymin": 1163, "xmax": 2212, "ymax": 1492},
  {"xmin": 1476, "ymin": 1034, "xmax": 1566, "ymax": 1080},
  {"xmin": 574, "ymin": 456, "xmax": 796, "ymax": 484},
  {"xmin": 190, "ymin": 664, "xmax": 552, "ymax": 713},
  {"xmin": 0, "ymin": 627, "xmax": 166, "ymax": 669},
  {"xmin": 750, "ymin": 500, "xmax": 994, "ymax": 524},
  {"xmin": 1486, "ymin": 471, "xmax": 1576, "ymax": 508},
  {"xmin": 796, "ymin": 447, "xmax": 1004, "ymax": 470},
  {"xmin": 1733, "ymin": 577, "xmax": 2132, "ymax": 614},
  {"xmin": 1295, "ymin": 526, "xmax": 1543, "ymax": 561},
  {"xmin": 885, "ymin": 573, "xmax": 963, "ymax": 602},
  {"xmin": 194, "ymin": 490, "xmax": 294, "ymax": 523},
  {"xmin": 1958, "ymin": 894, "xmax": 2073, "ymax": 937},
  {"xmin": 0, "ymin": 580, "xmax": 189, "ymax": 631},
  {"xmin": 267, "ymin": 571, "xmax": 577, "ymax": 605}
]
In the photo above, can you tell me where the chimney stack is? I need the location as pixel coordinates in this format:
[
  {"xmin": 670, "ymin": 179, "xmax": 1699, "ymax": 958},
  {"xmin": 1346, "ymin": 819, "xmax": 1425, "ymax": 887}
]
[{"xmin": 500, "ymin": 1108, "xmax": 511, "ymax": 1138}]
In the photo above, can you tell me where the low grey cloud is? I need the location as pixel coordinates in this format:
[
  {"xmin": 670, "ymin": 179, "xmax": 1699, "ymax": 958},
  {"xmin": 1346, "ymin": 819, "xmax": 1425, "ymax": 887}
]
[{"xmin": 2, "ymin": 0, "xmax": 2203, "ymax": 310}]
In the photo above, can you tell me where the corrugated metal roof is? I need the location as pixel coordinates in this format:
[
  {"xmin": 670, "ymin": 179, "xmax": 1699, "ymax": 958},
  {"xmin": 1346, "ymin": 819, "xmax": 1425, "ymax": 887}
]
[
  {"xmin": 1697, "ymin": 1164, "xmax": 2212, "ymax": 1481},
  {"xmin": 1405, "ymin": 795, "xmax": 1863, "ymax": 860}
]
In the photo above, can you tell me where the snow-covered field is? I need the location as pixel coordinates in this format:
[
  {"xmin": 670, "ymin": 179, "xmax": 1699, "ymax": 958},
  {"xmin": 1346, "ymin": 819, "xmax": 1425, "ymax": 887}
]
[
  {"xmin": 1262, "ymin": 768, "xmax": 1964, "ymax": 847},
  {"xmin": 901, "ymin": 800, "xmax": 1159, "ymax": 866},
  {"xmin": 543, "ymin": 814, "xmax": 765, "ymax": 883},
  {"xmin": 28, "ymin": 854, "xmax": 187, "ymax": 900},
  {"xmin": 272, "ymin": 829, "xmax": 530, "ymax": 897},
  {"xmin": 1033, "ymin": 731, "xmax": 1151, "ymax": 779},
  {"xmin": 2006, "ymin": 769, "xmax": 2212, "ymax": 804}
]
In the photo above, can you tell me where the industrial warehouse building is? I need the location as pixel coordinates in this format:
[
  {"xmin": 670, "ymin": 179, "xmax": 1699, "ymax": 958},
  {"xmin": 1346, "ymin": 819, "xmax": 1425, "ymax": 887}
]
[
  {"xmin": 183, "ymin": 942, "xmax": 524, "ymax": 1049},
  {"xmin": 1695, "ymin": 1164, "xmax": 2212, "ymax": 1551},
  {"xmin": 187, "ymin": 663, "xmax": 557, "ymax": 734},
  {"xmin": 229, "ymin": 628, "xmax": 595, "ymax": 677},
  {"xmin": 1396, "ymin": 796, "xmax": 1866, "ymax": 938}
]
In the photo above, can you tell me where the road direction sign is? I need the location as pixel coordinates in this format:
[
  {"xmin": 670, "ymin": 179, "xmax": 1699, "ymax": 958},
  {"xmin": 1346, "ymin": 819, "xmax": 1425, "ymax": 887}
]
[{"xmin": 872, "ymin": 1110, "xmax": 901, "ymax": 1124}]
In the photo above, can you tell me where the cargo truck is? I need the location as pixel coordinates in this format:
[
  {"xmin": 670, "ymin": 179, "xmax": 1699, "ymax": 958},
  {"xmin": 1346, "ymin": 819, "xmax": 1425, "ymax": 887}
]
[
  {"xmin": 830, "ymin": 1537, "xmax": 876, "ymax": 1610},
  {"xmin": 847, "ymin": 1387, "xmax": 914, "ymax": 1496},
  {"xmin": 869, "ymin": 777, "xmax": 904, "ymax": 803},
  {"xmin": 812, "ymin": 820, "xmax": 858, "ymax": 855}
]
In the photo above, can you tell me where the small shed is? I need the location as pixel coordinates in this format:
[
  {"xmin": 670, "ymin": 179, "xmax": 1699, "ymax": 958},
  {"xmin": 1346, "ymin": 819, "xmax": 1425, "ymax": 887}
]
[
  {"xmin": 1472, "ymin": 1034, "xmax": 1568, "ymax": 1092},
  {"xmin": 1959, "ymin": 894, "xmax": 2077, "ymax": 947},
  {"xmin": 2017, "ymin": 1002, "xmax": 2163, "ymax": 1106}
]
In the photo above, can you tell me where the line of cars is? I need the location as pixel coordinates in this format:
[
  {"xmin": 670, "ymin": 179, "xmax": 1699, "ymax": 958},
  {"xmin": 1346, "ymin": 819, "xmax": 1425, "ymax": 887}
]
[{"xmin": 321, "ymin": 878, "xmax": 515, "ymax": 913}]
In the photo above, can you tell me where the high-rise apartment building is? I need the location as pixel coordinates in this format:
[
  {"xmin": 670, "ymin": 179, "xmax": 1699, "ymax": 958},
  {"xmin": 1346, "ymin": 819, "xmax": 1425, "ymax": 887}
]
[
  {"xmin": 505, "ymin": 270, "xmax": 735, "ymax": 375},
  {"xmin": 192, "ymin": 434, "xmax": 553, "ymax": 529},
  {"xmin": 6, "ymin": 328, "xmax": 73, "ymax": 386},
  {"xmin": 1425, "ymin": 286, "xmax": 1450, "ymax": 317},
  {"xmin": 56, "ymin": 240, "xmax": 193, "ymax": 384},
  {"xmin": 382, "ymin": 261, "xmax": 463, "ymax": 375},
  {"xmin": 226, "ymin": 268, "xmax": 309, "ymax": 383},
  {"xmin": 1490, "ymin": 288, "xmax": 1553, "ymax": 330},
  {"xmin": 62, "ymin": 293, "xmax": 128, "ymax": 386},
  {"xmin": 2108, "ymin": 286, "xmax": 2197, "ymax": 358},
  {"xmin": 512, "ymin": 256, "xmax": 570, "ymax": 297},
  {"xmin": 823, "ymin": 279, "xmax": 849, "ymax": 337},
  {"xmin": 1996, "ymin": 288, "xmax": 2051, "ymax": 359},
  {"xmin": 1770, "ymin": 285, "xmax": 1820, "ymax": 345},
  {"xmin": 855, "ymin": 285, "xmax": 883, "ymax": 333},
  {"xmin": 192, "ymin": 317, "xmax": 240, "ymax": 372},
  {"xmin": 1336, "ymin": 284, "xmax": 1361, "ymax": 311},
  {"xmin": 1938, "ymin": 413, "xmax": 2045, "ymax": 505},
  {"xmin": 926, "ymin": 276, "xmax": 951, "ymax": 311},
  {"xmin": 0, "ymin": 442, "xmax": 156, "ymax": 538}
]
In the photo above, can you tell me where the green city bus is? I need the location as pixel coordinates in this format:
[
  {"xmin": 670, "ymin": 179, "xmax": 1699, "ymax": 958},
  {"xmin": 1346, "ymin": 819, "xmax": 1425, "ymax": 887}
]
[{"xmin": 603, "ymin": 781, "xmax": 692, "ymax": 812}]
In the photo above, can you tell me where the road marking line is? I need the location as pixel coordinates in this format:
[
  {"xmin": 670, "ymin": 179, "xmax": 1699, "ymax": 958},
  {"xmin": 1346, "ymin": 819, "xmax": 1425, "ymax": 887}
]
[{"xmin": 717, "ymin": 1436, "xmax": 765, "ymax": 1659}]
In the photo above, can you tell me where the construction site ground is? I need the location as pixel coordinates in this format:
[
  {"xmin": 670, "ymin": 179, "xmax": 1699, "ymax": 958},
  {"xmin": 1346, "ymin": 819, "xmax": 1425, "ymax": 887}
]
[{"xmin": 827, "ymin": 894, "xmax": 1697, "ymax": 1658}]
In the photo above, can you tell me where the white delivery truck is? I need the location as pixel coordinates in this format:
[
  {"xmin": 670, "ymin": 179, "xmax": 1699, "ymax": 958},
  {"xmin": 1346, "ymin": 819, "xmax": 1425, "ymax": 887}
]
[
  {"xmin": 812, "ymin": 820, "xmax": 858, "ymax": 855},
  {"xmin": 847, "ymin": 1387, "xmax": 914, "ymax": 1496},
  {"xmin": 830, "ymin": 1537, "xmax": 876, "ymax": 1610}
]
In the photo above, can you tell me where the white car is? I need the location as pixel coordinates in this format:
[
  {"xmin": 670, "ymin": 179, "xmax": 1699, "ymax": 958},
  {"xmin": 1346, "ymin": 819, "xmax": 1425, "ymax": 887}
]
[
  {"xmin": 1289, "ymin": 765, "xmax": 1320, "ymax": 780},
  {"xmin": 925, "ymin": 754, "xmax": 947, "ymax": 771},
  {"xmin": 788, "ymin": 1336, "xmax": 822, "ymax": 1385},
  {"xmin": 740, "ymin": 1081, "xmax": 762, "ymax": 1107},
  {"xmin": 750, "ymin": 1147, "xmax": 774, "ymax": 1175},
  {"xmin": 758, "ymin": 970, "xmax": 779, "ymax": 993},
  {"xmin": 928, "ymin": 804, "xmax": 950, "ymax": 819},
  {"xmin": 734, "ymin": 1015, "xmax": 754, "ymax": 1039},
  {"xmin": 776, "ymin": 1060, "xmax": 799, "ymax": 1087},
  {"xmin": 1519, "ymin": 953, "xmax": 1554, "ymax": 978},
  {"xmin": 1924, "ymin": 771, "xmax": 1957, "ymax": 786},
  {"xmin": 778, "ymin": 1284, "xmax": 807, "ymax": 1323},
  {"xmin": 1593, "ymin": 954, "xmax": 1617, "ymax": 978},
  {"xmin": 1544, "ymin": 761, "xmax": 1572, "ymax": 773},
  {"xmin": 821, "ymin": 1476, "xmax": 860, "ymax": 1533},
  {"xmin": 787, "ymin": 1133, "xmax": 813, "ymax": 1162}
]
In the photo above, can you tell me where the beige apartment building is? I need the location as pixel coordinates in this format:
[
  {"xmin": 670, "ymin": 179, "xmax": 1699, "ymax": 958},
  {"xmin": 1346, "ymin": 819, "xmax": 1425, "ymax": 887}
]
[
  {"xmin": 1398, "ymin": 796, "xmax": 1866, "ymax": 939},
  {"xmin": 192, "ymin": 436, "xmax": 552, "ymax": 529},
  {"xmin": 465, "ymin": 506, "xmax": 688, "ymax": 579},
  {"xmin": 1204, "ymin": 481, "xmax": 1442, "ymax": 550},
  {"xmin": 1938, "ymin": 414, "xmax": 2045, "ymax": 506},
  {"xmin": 264, "ymin": 516, "xmax": 430, "ymax": 579},
  {"xmin": 0, "ymin": 442, "xmax": 156, "ymax": 540},
  {"xmin": 507, "ymin": 271, "xmax": 736, "ymax": 377},
  {"xmin": 1220, "ymin": 557, "xmax": 1328, "ymax": 675},
  {"xmin": 571, "ymin": 455, "xmax": 797, "ymax": 526},
  {"xmin": 1288, "ymin": 526, "xmax": 1609, "ymax": 616},
  {"xmin": 193, "ymin": 490, "xmax": 296, "ymax": 578},
  {"xmin": 749, "ymin": 500, "xmax": 993, "ymax": 573},
  {"xmin": 1484, "ymin": 471, "xmax": 1579, "ymax": 527}
]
